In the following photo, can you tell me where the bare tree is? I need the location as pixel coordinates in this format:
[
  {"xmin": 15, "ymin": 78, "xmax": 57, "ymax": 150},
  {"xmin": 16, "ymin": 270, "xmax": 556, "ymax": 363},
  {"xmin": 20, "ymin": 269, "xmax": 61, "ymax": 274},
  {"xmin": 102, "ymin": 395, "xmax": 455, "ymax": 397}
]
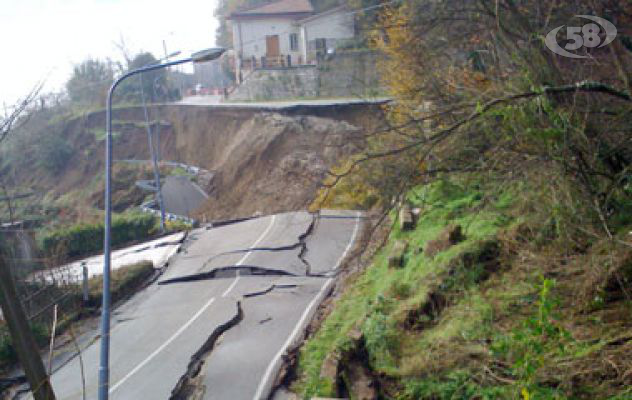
[
  {"xmin": 0, "ymin": 84, "xmax": 57, "ymax": 400},
  {"xmin": 0, "ymin": 83, "xmax": 43, "ymax": 146}
]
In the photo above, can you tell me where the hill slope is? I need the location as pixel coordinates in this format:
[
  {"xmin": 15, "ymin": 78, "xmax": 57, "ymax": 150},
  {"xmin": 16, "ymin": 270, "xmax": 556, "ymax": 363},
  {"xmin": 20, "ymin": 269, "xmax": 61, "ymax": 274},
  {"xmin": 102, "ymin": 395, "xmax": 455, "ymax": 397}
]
[
  {"xmin": 0, "ymin": 103, "xmax": 379, "ymax": 226},
  {"xmin": 290, "ymin": 179, "xmax": 632, "ymax": 399}
]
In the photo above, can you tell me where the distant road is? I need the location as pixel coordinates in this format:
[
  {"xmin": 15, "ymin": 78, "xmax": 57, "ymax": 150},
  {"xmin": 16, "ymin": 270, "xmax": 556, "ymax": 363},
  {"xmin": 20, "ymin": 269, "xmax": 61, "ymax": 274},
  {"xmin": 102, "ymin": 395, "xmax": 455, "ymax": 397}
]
[
  {"xmin": 35, "ymin": 210, "xmax": 362, "ymax": 400},
  {"xmin": 175, "ymin": 95, "xmax": 391, "ymax": 109},
  {"xmin": 160, "ymin": 175, "xmax": 209, "ymax": 218},
  {"xmin": 115, "ymin": 159, "xmax": 211, "ymax": 220}
]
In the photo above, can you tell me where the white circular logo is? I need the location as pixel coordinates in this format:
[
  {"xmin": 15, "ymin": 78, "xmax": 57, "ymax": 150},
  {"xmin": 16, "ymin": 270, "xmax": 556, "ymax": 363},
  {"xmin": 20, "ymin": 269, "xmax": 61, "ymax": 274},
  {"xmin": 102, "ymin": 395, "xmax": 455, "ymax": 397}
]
[{"xmin": 545, "ymin": 15, "xmax": 617, "ymax": 59}]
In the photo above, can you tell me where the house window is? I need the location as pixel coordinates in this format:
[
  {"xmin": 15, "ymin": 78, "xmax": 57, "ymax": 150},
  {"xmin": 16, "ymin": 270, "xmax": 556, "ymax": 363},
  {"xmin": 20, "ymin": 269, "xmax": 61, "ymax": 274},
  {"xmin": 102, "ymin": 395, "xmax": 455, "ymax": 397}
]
[
  {"xmin": 289, "ymin": 33, "xmax": 299, "ymax": 51},
  {"xmin": 314, "ymin": 38, "xmax": 326, "ymax": 51}
]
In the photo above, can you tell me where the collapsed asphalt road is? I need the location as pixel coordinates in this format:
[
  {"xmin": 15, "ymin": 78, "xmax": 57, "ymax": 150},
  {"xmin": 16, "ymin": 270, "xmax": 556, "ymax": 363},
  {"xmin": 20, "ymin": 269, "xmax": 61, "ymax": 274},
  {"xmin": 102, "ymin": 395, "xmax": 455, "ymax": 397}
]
[{"xmin": 35, "ymin": 210, "xmax": 361, "ymax": 400}]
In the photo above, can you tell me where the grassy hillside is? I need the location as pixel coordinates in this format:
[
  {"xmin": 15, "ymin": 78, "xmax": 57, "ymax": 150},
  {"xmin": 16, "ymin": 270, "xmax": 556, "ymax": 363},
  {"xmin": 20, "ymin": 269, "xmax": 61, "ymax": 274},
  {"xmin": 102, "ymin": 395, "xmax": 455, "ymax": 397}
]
[
  {"xmin": 288, "ymin": 2, "xmax": 632, "ymax": 397},
  {"xmin": 295, "ymin": 178, "xmax": 632, "ymax": 399}
]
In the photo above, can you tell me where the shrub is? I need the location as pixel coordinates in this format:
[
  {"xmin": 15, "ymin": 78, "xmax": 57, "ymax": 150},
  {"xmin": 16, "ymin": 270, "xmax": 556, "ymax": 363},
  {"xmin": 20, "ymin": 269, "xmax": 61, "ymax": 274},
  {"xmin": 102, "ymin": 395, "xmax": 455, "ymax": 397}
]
[
  {"xmin": 0, "ymin": 261, "xmax": 154, "ymax": 370},
  {"xmin": 36, "ymin": 134, "xmax": 73, "ymax": 173},
  {"xmin": 40, "ymin": 213, "xmax": 158, "ymax": 260},
  {"xmin": 86, "ymin": 260, "xmax": 155, "ymax": 305},
  {"xmin": 0, "ymin": 322, "xmax": 50, "ymax": 369}
]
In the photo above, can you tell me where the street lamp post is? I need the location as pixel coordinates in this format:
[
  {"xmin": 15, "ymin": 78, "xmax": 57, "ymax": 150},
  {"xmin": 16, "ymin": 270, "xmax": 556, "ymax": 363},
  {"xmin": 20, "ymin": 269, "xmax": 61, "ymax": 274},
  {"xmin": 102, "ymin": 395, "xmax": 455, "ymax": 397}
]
[
  {"xmin": 99, "ymin": 47, "xmax": 225, "ymax": 400},
  {"xmin": 138, "ymin": 51, "xmax": 180, "ymax": 233}
]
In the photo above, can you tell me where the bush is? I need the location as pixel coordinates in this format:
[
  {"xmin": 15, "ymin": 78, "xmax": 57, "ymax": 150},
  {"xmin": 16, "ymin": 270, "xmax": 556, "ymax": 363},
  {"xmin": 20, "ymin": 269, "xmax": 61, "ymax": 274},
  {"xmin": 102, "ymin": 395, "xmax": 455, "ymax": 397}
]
[
  {"xmin": 36, "ymin": 134, "xmax": 73, "ymax": 173},
  {"xmin": 165, "ymin": 220, "xmax": 192, "ymax": 232},
  {"xmin": 40, "ymin": 213, "xmax": 158, "ymax": 260},
  {"xmin": 85, "ymin": 260, "xmax": 155, "ymax": 305},
  {"xmin": 0, "ymin": 261, "xmax": 154, "ymax": 370},
  {"xmin": 0, "ymin": 330, "xmax": 17, "ymax": 367},
  {"xmin": 0, "ymin": 323, "xmax": 50, "ymax": 369}
]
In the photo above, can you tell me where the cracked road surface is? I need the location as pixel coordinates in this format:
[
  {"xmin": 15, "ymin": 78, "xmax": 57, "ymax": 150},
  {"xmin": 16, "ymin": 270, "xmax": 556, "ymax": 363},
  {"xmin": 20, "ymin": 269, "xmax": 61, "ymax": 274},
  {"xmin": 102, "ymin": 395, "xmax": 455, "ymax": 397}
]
[{"xmin": 38, "ymin": 210, "xmax": 361, "ymax": 399}]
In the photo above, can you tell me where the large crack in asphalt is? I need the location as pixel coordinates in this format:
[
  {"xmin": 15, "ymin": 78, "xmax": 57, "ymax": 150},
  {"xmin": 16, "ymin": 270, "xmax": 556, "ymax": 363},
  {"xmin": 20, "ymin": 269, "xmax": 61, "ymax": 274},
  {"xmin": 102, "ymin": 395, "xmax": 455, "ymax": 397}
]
[
  {"xmin": 166, "ymin": 284, "xmax": 301, "ymax": 399},
  {"xmin": 169, "ymin": 301, "xmax": 243, "ymax": 400},
  {"xmin": 189, "ymin": 212, "xmax": 319, "ymax": 278},
  {"xmin": 200, "ymin": 245, "xmax": 304, "ymax": 266},
  {"xmin": 243, "ymin": 284, "xmax": 298, "ymax": 298},
  {"xmin": 298, "ymin": 212, "xmax": 317, "ymax": 276},
  {"xmin": 164, "ymin": 213, "xmax": 321, "ymax": 398},
  {"xmin": 158, "ymin": 266, "xmax": 296, "ymax": 285},
  {"xmin": 205, "ymin": 215, "xmax": 255, "ymax": 229}
]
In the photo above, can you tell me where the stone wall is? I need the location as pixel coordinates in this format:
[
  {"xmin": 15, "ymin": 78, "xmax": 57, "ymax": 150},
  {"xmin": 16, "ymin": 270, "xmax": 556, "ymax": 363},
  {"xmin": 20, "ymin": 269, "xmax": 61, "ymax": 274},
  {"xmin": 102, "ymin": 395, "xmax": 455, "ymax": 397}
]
[
  {"xmin": 317, "ymin": 51, "xmax": 381, "ymax": 98},
  {"xmin": 228, "ymin": 51, "xmax": 383, "ymax": 101},
  {"xmin": 229, "ymin": 66, "xmax": 319, "ymax": 101}
]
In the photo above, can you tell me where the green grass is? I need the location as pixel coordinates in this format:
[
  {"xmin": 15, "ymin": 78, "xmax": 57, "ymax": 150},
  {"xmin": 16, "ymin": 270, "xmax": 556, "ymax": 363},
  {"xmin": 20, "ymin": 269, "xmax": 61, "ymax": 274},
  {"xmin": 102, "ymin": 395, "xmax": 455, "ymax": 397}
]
[
  {"xmin": 169, "ymin": 166, "xmax": 191, "ymax": 177},
  {"xmin": 294, "ymin": 172, "xmax": 628, "ymax": 398},
  {"xmin": 294, "ymin": 179, "xmax": 514, "ymax": 397},
  {"xmin": 400, "ymin": 371, "xmax": 510, "ymax": 400},
  {"xmin": 86, "ymin": 260, "xmax": 155, "ymax": 304},
  {"xmin": 90, "ymin": 127, "xmax": 121, "ymax": 142}
]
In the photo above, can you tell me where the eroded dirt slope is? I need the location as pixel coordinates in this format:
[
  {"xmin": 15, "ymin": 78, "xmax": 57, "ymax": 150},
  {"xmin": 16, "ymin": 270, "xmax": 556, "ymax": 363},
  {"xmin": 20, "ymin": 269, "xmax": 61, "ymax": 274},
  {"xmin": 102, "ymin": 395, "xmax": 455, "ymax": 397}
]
[
  {"xmin": 168, "ymin": 108, "xmax": 368, "ymax": 219},
  {"xmin": 2, "ymin": 103, "xmax": 377, "ymax": 223}
]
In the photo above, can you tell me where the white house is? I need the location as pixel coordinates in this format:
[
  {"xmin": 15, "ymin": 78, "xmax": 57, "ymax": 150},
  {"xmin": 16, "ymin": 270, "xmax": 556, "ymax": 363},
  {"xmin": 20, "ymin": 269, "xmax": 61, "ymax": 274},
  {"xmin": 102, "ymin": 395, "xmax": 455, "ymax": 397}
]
[
  {"xmin": 297, "ymin": 6, "xmax": 355, "ymax": 60},
  {"xmin": 228, "ymin": 0, "xmax": 354, "ymax": 81}
]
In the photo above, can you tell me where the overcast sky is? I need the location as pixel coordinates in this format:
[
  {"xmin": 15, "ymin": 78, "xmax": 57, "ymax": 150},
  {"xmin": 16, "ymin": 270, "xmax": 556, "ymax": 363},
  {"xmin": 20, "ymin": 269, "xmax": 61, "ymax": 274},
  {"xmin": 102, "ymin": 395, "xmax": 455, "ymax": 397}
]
[{"xmin": 0, "ymin": 0, "xmax": 220, "ymax": 106}]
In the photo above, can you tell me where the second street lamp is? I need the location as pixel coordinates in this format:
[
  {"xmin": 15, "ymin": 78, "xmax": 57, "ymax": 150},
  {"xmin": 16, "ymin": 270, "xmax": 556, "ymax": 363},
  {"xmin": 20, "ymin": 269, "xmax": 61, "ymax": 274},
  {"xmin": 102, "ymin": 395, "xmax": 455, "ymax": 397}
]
[
  {"xmin": 98, "ymin": 47, "xmax": 225, "ymax": 400},
  {"xmin": 138, "ymin": 51, "xmax": 181, "ymax": 233}
]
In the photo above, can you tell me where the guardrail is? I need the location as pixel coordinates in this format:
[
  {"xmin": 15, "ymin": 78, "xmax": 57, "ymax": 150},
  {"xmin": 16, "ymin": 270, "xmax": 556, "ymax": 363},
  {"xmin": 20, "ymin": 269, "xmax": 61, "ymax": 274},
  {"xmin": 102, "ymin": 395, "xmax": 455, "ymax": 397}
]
[{"xmin": 139, "ymin": 200, "xmax": 197, "ymax": 225}]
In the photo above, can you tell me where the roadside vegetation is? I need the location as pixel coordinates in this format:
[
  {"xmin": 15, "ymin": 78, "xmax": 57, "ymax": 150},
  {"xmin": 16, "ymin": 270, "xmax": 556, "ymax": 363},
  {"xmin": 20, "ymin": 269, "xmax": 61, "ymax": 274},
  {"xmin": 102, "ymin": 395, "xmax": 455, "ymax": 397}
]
[
  {"xmin": 0, "ymin": 45, "xmax": 186, "ymax": 235},
  {"xmin": 39, "ymin": 212, "xmax": 158, "ymax": 261},
  {"xmin": 298, "ymin": 1, "xmax": 632, "ymax": 399},
  {"xmin": 302, "ymin": 177, "xmax": 632, "ymax": 399},
  {"xmin": 0, "ymin": 47, "xmax": 194, "ymax": 382},
  {"xmin": 0, "ymin": 260, "xmax": 155, "ymax": 372}
]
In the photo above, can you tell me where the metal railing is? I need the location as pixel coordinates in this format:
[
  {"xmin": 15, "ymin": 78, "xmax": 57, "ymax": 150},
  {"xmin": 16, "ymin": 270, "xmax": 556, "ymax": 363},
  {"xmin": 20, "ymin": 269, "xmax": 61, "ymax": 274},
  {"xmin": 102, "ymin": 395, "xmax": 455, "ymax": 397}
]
[{"xmin": 242, "ymin": 54, "xmax": 301, "ymax": 70}]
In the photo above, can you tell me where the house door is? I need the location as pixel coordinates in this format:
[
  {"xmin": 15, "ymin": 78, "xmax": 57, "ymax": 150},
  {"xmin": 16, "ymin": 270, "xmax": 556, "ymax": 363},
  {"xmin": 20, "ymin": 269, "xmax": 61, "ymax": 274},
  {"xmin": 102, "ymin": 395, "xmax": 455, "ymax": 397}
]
[{"xmin": 266, "ymin": 35, "xmax": 280, "ymax": 58}]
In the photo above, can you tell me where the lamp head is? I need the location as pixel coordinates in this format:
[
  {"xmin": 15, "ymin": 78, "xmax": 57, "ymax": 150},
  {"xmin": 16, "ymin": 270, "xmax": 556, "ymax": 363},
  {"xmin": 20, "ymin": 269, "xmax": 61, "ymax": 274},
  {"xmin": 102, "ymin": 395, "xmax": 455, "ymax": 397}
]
[{"xmin": 191, "ymin": 47, "xmax": 226, "ymax": 63}]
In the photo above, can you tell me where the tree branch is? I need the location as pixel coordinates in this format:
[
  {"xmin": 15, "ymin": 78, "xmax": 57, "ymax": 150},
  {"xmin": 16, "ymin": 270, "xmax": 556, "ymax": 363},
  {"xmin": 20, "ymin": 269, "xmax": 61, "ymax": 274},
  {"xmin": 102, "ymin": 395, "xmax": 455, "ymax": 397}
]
[
  {"xmin": 325, "ymin": 81, "xmax": 631, "ymax": 186},
  {"xmin": 0, "ymin": 83, "xmax": 44, "ymax": 146}
]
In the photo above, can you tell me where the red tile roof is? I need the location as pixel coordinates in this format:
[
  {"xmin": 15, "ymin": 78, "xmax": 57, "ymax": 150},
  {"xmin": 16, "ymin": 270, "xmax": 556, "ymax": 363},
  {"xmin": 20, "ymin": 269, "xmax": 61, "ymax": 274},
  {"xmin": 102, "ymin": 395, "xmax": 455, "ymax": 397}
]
[{"xmin": 230, "ymin": 0, "xmax": 314, "ymax": 18}]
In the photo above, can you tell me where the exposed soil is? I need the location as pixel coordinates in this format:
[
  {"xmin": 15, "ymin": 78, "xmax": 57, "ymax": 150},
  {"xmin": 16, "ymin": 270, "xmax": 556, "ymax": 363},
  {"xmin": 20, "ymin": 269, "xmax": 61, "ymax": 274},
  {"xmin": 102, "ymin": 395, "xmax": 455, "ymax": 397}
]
[
  {"xmin": 3, "ymin": 103, "xmax": 381, "ymax": 224},
  {"xmin": 174, "ymin": 110, "xmax": 370, "ymax": 220}
]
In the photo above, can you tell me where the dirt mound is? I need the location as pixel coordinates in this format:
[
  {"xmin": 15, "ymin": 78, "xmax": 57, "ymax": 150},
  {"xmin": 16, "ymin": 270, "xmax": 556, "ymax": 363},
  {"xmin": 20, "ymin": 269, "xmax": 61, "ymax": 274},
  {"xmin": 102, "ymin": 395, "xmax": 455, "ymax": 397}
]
[{"xmin": 190, "ymin": 112, "xmax": 364, "ymax": 220}]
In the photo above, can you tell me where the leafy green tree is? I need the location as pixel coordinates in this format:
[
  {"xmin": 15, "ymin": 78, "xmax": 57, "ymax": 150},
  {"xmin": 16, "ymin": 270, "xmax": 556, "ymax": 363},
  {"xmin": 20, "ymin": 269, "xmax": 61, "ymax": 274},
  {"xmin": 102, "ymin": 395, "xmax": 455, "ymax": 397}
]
[
  {"xmin": 66, "ymin": 58, "xmax": 114, "ymax": 107},
  {"xmin": 117, "ymin": 52, "xmax": 173, "ymax": 103}
]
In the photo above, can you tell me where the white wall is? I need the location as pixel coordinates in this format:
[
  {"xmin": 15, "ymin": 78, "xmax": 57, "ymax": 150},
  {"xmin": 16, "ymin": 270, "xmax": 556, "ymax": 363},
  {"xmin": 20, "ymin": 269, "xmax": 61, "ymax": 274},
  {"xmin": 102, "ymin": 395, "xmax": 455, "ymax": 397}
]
[
  {"xmin": 303, "ymin": 9, "xmax": 354, "ymax": 46},
  {"xmin": 233, "ymin": 17, "xmax": 302, "ymax": 60},
  {"xmin": 231, "ymin": 9, "xmax": 355, "ymax": 70}
]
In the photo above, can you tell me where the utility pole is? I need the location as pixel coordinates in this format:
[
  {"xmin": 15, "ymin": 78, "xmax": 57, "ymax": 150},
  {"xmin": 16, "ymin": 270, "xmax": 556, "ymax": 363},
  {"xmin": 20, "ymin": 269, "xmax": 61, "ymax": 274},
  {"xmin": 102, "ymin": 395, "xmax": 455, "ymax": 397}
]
[
  {"xmin": 138, "ymin": 74, "xmax": 167, "ymax": 233},
  {"xmin": 136, "ymin": 52, "xmax": 182, "ymax": 234},
  {"xmin": 0, "ymin": 253, "xmax": 56, "ymax": 400}
]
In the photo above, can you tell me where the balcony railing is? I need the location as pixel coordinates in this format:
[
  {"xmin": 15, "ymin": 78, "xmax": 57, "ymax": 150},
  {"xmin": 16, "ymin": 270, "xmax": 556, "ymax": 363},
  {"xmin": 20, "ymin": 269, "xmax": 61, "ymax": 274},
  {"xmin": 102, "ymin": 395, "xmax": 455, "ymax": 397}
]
[{"xmin": 241, "ymin": 54, "xmax": 311, "ymax": 70}]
